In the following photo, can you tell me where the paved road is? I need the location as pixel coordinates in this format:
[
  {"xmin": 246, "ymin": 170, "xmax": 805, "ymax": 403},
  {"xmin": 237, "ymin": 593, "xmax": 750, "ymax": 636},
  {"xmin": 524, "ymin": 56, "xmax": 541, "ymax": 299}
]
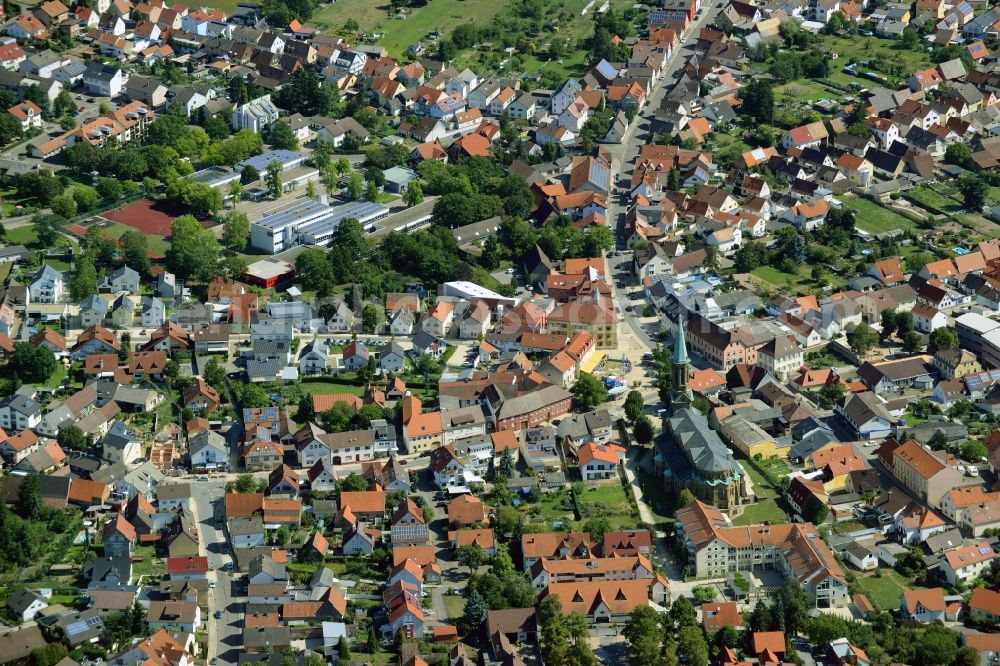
[
  {"xmin": 601, "ymin": 8, "xmax": 724, "ymax": 350},
  {"xmin": 609, "ymin": 252, "xmax": 658, "ymax": 348},
  {"xmin": 187, "ymin": 479, "xmax": 242, "ymax": 665}
]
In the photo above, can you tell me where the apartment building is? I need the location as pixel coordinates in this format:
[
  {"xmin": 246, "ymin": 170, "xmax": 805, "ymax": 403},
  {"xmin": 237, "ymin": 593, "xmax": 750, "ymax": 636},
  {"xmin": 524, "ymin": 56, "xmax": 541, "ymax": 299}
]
[
  {"xmin": 890, "ymin": 439, "xmax": 966, "ymax": 507},
  {"xmin": 675, "ymin": 500, "xmax": 849, "ymax": 608}
]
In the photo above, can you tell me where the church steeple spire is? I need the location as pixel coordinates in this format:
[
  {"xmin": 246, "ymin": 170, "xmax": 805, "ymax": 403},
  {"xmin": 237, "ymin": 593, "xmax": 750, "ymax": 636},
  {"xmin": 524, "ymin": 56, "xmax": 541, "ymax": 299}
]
[
  {"xmin": 670, "ymin": 317, "xmax": 693, "ymax": 411},
  {"xmin": 673, "ymin": 317, "xmax": 689, "ymax": 365}
]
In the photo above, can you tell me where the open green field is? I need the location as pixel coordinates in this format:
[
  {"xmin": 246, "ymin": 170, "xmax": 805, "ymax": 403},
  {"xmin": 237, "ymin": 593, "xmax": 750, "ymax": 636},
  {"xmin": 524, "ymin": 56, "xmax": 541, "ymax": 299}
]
[
  {"xmin": 820, "ymin": 34, "xmax": 933, "ymax": 89},
  {"xmin": 312, "ymin": 0, "xmax": 508, "ymax": 55},
  {"xmin": 98, "ymin": 222, "xmax": 172, "ymax": 257},
  {"xmin": 839, "ymin": 195, "xmax": 916, "ymax": 235},
  {"xmin": 775, "ymin": 80, "xmax": 836, "ymax": 104}
]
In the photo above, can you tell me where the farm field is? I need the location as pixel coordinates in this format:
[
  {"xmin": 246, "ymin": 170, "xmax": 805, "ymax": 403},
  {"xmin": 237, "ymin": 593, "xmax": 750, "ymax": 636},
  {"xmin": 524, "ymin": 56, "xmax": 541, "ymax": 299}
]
[{"xmin": 838, "ymin": 194, "xmax": 917, "ymax": 235}]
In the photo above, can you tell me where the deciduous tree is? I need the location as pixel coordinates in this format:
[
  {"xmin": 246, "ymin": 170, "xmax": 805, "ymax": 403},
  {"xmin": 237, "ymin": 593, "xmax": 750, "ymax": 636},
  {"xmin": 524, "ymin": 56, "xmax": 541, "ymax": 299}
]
[
  {"xmin": 221, "ymin": 210, "xmax": 250, "ymax": 252},
  {"xmin": 623, "ymin": 606, "xmax": 664, "ymax": 666},
  {"xmin": 624, "ymin": 390, "xmax": 645, "ymax": 422},
  {"xmin": 633, "ymin": 415, "xmax": 655, "ymax": 445},
  {"xmin": 166, "ymin": 215, "xmax": 220, "ymax": 282},
  {"xmin": 571, "ymin": 373, "xmax": 608, "ymax": 409},
  {"xmin": 9, "ymin": 342, "xmax": 56, "ymax": 384},
  {"xmin": 71, "ymin": 255, "xmax": 97, "ymax": 300}
]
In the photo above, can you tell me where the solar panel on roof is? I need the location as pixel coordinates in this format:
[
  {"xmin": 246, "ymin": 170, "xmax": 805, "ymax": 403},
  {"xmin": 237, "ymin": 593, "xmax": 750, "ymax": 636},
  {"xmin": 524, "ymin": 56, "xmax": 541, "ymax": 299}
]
[
  {"xmin": 991, "ymin": 370, "xmax": 1000, "ymax": 381},
  {"xmin": 66, "ymin": 620, "xmax": 88, "ymax": 636},
  {"xmin": 967, "ymin": 377, "xmax": 981, "ymax": 390},
  {"xmin": 981, "ymin": 547, "xmax": 991, "ymax": 555},
  {"xmin": 751, "ymin": 148, "xmax": 765, "ymax": 161}
]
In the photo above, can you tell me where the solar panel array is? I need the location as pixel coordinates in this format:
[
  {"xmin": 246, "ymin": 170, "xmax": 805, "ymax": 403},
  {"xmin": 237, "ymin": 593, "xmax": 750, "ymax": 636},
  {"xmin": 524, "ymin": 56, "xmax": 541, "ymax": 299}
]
[
  {"xmin": 963, "ymin": 369, "xmax": 1000, "ymax": 391},
  {"xmin": 236, "ymin": 149, "xmax": 305, "ymax": 174},
  {"xmin": 257, "ymin": 198, "xmax": 332, "ymax": 230},
  {"xmin": 65, "ymin": 620, "xmax": 88, "ymax": 636}
]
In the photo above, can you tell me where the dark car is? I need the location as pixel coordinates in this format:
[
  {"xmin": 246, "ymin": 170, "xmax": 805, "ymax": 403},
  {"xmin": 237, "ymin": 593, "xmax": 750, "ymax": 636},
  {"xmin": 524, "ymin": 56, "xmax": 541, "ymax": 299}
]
[{"xmin": 214, "ymin": 610, "xmax": 223, "ymax": 619}]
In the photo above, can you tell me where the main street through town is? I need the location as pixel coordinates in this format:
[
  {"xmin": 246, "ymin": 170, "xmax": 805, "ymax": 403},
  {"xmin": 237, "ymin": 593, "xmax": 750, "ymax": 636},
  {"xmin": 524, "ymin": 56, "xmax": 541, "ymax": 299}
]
[{"xmin": 605, "ymin": 3, "xmax": 724, "ymax": 350}]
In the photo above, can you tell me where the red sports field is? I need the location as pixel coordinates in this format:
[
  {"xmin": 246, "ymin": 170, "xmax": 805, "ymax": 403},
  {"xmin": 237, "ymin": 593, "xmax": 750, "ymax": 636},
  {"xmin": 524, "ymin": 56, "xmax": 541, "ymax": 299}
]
[{"xmin": 100, "ymin": 199, "xmax": 212, "ymax": 236}]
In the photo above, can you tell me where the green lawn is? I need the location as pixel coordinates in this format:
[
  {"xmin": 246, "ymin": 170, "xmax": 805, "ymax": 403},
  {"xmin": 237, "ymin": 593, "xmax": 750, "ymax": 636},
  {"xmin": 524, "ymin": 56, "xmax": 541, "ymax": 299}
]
[
  {"xmin": 750, "ymin": 265, "xmax": 801, "ymax": 286},
  {"xmin": 732, "ymin": 460, "xmax": 791, "ymax": 527},
  {"xmin": 820, "ymin": 34, "xmax": 933, "ymax": 89},
  {"xmin": 636, "ymin": 468, "xmax": 677, "ymax": 524},
  {"xmin": 46, "ymin": 258, "xmax": 72, "ymax": 271},
  {"xmin": 907, "ymin": 186, "xmax": 963, "ymax": 214},
  {"xmin": 442, "ymin": 594, "xmax": 465, "ymax": 620},
  {"xmin": 298, "ymin": 380, "xmax": 365, "ymax": 397},
  {"xmin": 6, "ymin": 224, "xmax": 39, "ymax": 246},
  {"xmin": 47, "ymin": 363, "xmax": 67, "ymax": 389},
  {"xmin": 98, "ymin": 222, "xmax": 172, "ymax": 257},
  {"xmin": 853, "ymin": 570, "xmax": 919, "ymax": 611},
  {"xmin": 130, "ymin": 544, "xmax": 166, "ymax": 580},
  {"xmin": 733, "ymin": 500, "xmax": 789, "ymax": 526},
  {"xmin": 839, "ymin": 195, "xmax": 916, "ymax": 235},
  {"xmin": 576, "ymin": 479, "xmax": 638, "ymax": 529}
]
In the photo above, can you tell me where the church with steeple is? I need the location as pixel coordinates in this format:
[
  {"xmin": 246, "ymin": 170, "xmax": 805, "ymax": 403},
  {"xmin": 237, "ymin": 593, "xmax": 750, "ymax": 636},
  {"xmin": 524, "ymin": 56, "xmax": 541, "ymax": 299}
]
[{"xmin": 654, "ymin": 315, "xmax": 753, "ymax": 511}]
